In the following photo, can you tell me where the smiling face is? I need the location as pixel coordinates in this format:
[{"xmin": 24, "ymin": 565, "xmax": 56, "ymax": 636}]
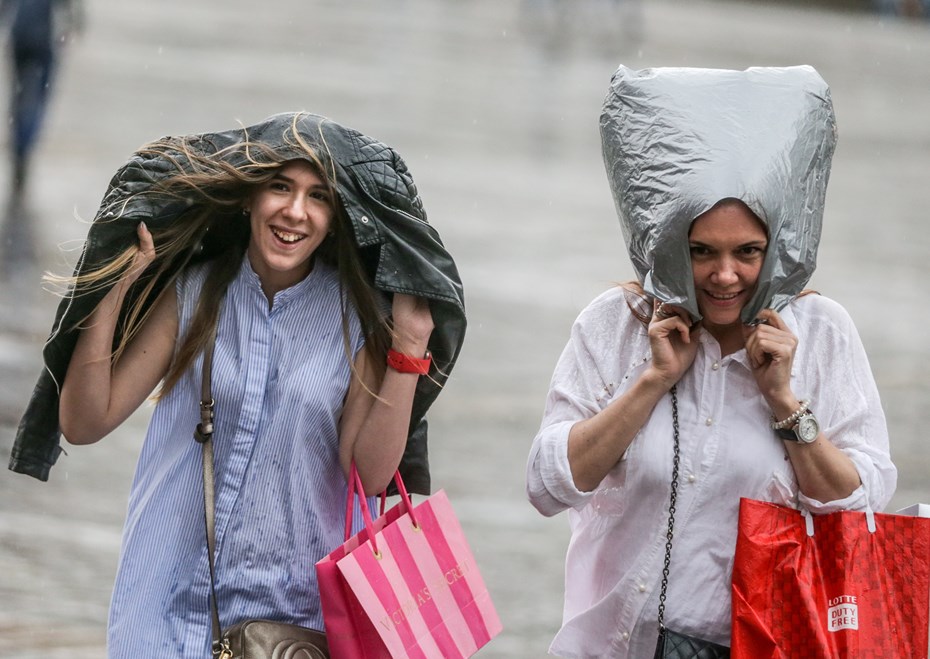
[
  {"xmin": 245, "ymin": 159, "xmax": 335, "ymax": 300},
  {"xmin": 689, "ymin": 200, "xmax": 768, "ymax": 344}
]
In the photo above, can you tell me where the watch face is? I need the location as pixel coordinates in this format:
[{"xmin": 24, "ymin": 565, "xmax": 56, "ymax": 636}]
[{"xmin": 797, "ymin": 414, "xmax": 819, "ymax": 443}]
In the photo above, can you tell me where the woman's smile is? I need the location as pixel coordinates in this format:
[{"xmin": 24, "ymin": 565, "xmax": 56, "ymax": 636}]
[
  {"xmin": 701, "ymin": 288, "xmax": 746, "ymax": 306},
  {"xmin": 270, "ymin": 225, "xmax": 307, "ymax": 245}
]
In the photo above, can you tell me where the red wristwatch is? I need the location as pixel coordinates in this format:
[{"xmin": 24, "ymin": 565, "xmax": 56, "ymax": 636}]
[{"xmin": 386, "ymin": 348, "xmax": 432, "ymax": 375}]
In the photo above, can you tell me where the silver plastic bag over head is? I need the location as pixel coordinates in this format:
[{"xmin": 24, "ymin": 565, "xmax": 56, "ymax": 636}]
[{"xmin": 600, "ymin": 65, "xmax": 837, "ymax": 322}]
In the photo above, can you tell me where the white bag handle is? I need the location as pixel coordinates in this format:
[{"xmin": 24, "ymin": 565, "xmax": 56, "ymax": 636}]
[{"xmin": 801, "ymin": 506, "xmax": 875, "ymax": 537}]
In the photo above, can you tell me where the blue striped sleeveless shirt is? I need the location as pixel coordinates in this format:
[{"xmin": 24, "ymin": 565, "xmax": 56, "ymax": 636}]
[{"xmin": 107, "ymin": 256, "xmax": 365, "ymax": 657}]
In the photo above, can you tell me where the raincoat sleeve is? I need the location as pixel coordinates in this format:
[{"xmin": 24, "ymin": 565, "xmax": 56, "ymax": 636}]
[
  {"xmin": 527, "ymin": 289, "xmax": 643, "ymax": 516},
  {"xmin": 788, "ymin": 296, "xmax": 897, "ymax": 514}
]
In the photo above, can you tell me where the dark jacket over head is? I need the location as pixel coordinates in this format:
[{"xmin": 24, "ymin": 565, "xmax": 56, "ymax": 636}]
[{"xmin": 9, "ymin": 112, "xmax": 466, "ymax": 495}]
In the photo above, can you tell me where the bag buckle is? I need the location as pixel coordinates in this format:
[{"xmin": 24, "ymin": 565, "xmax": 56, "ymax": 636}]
[
  {"xmin": 195, "ymin": 398, "xmax": 215, "ymax": 443},
  {"xmin": 213, "ymin": 638, "xmax": 232, "ymax": 659}
]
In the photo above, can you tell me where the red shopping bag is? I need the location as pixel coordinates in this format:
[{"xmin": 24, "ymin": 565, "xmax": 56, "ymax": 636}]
[
  {"xmin": 731, "ymin": 498, "xmax": 930, "ymax": 658},
  {"xmin": 316, "ymin": 466, "xmax": 502, "ymax": 658}
]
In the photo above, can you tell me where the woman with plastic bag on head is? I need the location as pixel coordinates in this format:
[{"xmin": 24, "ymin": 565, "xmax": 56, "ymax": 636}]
[
  {"xmin": 9, "ymin": 112, "xmax": 466, "ymax": 657},
  {"xmin": 525, "ymin": 66, "xmax": 896, "ymax": 658}
]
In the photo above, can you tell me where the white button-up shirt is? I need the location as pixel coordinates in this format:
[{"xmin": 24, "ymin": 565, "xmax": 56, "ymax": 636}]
[{"xmin": 526, "ymin": 287, "xmax": 896, "ymax": 659}]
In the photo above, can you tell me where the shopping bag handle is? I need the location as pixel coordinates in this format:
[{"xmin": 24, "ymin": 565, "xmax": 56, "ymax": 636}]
[
  {"xmin": 342, "ymin": 472, "xmax": 391, "ymax": 541},
  {"xmin": 345, "ymin": 463, "xmax": 420, "ymax": 557},
  {"xmin": 801, "ymin": 506, "xmax": 876, "ymax": 537}
]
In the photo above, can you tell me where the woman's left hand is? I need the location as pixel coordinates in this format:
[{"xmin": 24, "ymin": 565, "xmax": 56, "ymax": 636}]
[
  {"xmin": 743, "ymin": 308, "xmax": 798, "ymax": 409},
  {"xmin": 391, "ymin": 293, "xmax": 434, "ymax": 354}
]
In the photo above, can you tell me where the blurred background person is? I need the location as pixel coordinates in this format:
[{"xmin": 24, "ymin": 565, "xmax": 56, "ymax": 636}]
[
  {"xmin": 874, "ymin": 0, "xmax": 929, "ymax": 18},
  {"xmin": 1, "ymin": 0, "xmax": 81, "ymax": 227}
]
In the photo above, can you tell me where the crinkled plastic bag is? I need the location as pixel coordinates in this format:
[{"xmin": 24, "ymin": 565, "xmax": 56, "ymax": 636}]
[{"xmin": 600, "ymin": 65, "xmax": 837, "ymax": 321}]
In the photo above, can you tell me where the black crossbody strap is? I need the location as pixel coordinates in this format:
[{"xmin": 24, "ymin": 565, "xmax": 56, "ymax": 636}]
[{"xmin": 657, "ymin": 385, "xmax": 681, "ymax": 632}]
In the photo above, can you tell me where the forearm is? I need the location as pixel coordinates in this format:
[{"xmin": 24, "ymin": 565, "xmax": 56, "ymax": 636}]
[
  {"xmin": 59, "ymin": 282, "xmax": 130, "ymax": 443},
  {"xmin": 351, "ymin": 368, "xmax": 421, "ymax": 493},
  {"xmin": 60, "ymin": 221, "xmax": 168, "ymax": 444},
  {"xmin": 342, "ymin": 293, "xmax": 433, "ymax": 493},
  {"xmin": 784, "ymin": 437, "xmax": 862, "ymax": 503},
  {"xmin": 567, "ymin": 370, "xmax": 668, "ymax": 492},
  {"xmin": 60, "ymin": 281, "xmax": 176, "ymax": 444},
  {"xmin": 769, "ymin": 395, "xmax": 862, "ymax": 503}
]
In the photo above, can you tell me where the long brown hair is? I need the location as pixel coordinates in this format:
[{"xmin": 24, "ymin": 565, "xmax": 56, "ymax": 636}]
[{"xmin": 58, "ymin": 116, "xmax": 391, "ymax": 397}]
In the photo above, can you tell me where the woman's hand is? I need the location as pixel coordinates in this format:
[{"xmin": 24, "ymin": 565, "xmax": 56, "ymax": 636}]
[
  {"xmin": 124, "ymin": 222, "xmax": 156, "ymax": 288},
  {"xmin": 645, "ymin": 301, "xmax": 700, "ymax": 390},
  {"xmin": 391, "ymin": 293, "xmax": 434, "ymax": 355},
  {"xmin": 743, "ymin": 309, "xmax": 798, "ymax": 411}
]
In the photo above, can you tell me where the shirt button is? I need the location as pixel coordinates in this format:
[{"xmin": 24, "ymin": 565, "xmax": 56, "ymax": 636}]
[
  {"xmin": 712, "ymin": 361, "xmax": 720, "ymax": 371},
  {"xmin": 688, "ymin": 474, "xmax": 696, "ymax": 483},
  {"xmin": 705, "ymin": 417, "xmax": 713, "ymax": 426},
  {"xmin": 638, "ymin": 584, "xmax": 646, "ymax": 593},
  {"xmin": 622, "ymin": 631, "xmax": 630, "ymax": 640}
]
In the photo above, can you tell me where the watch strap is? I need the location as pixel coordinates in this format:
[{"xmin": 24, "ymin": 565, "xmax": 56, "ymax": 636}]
[
  {"xmin": 775, "ymin": 425, "xmax": 803, "ymax": 442},
  {"xmin": 774, "ymin": 409, "xmax": 817, "ymax": 443},
  {"xmin": 386, "ymin": 348, "xmax": 431, "ymax": 375}
]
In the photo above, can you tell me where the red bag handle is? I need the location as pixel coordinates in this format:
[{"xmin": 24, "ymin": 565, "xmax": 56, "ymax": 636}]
[{"xmin": 345, "ymin": 463, "xmax": 419, "ymax": 557}]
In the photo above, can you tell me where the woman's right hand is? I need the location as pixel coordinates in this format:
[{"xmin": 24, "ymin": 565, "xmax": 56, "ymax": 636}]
[
  {"xmin": 645, "ymin": 301, "xmax": 700, "ymax": 390},
  {"xmin": 124, "ymin": 221, "xmax": 156, "ymax": 287}
]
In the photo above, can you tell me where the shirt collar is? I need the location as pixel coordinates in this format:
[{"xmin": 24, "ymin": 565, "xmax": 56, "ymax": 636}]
[
  {"xmin": 696, "ymin": 301, "xmax": 801, "ymax": 369},
  {"xmin": 239, "ymin": 255, "xmax": 323, "ymax": 311}
]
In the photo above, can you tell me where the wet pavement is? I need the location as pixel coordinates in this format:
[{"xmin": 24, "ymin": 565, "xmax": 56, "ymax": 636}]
[{"xmin": 1, "ymin": 0, "xmax": 928, "ymax": 656}]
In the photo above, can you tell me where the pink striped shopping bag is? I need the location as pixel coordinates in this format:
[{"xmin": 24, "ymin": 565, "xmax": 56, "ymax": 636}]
[{"xmin": 316, "ymin": 466, "xmax": 502, "ymax": 658}]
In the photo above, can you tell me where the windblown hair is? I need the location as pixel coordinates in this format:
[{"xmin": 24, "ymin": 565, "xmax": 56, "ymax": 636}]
[
  {"xmin": 59, "ymin": 115, "xmax": 391, "ymax": 397},
  {"xmin": 618, "ymin": 281, "xmax": 655, "ymax": 327}
]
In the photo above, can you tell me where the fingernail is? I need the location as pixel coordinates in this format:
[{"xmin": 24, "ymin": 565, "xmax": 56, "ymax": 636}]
[{"xmin": 139, "ymin": 221, "xmax": 147, "ymax": 230}]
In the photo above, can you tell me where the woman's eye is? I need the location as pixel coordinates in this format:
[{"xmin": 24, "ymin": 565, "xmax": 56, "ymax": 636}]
[{"xmin": 689, "ymin": 245, "xmax": 710, "ymax": 257}]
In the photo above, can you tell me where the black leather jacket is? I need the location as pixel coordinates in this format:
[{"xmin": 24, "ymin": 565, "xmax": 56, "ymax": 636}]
[{"xmin": 8, "ymin": 112, "xmax": 466, "ymax": 495}]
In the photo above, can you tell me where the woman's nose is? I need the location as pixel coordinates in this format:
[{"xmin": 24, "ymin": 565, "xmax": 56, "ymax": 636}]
[
  {"xmin": 712, "ymin": 258, "xmax": 739, "ymax": 285},
  {"xmin": 283, "ymin": 196, "xmax": 307, "ymax": 219}
]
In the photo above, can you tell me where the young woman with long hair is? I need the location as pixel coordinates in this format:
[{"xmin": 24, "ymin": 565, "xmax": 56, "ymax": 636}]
[{"xmin": 26, "ymin": 113, "xmax": 464, "ymax": 656}]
